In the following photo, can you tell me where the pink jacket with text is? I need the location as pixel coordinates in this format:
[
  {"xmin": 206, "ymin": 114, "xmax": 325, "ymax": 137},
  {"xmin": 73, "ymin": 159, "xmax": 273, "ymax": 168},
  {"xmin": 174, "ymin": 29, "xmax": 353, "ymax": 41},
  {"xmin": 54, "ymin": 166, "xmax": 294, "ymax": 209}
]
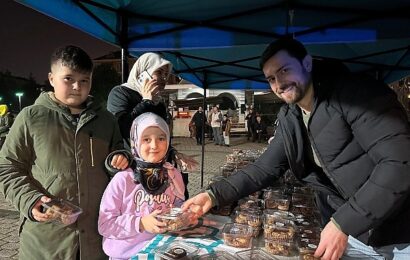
[{"xmin": 98, "ymin": 163, "xmax": 184, "ymax": 259}]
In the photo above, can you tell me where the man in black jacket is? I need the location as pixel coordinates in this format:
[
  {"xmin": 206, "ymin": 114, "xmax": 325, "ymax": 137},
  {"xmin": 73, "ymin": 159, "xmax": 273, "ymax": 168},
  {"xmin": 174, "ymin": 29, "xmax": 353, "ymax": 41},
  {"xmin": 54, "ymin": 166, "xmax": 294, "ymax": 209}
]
[
  {"xmin": 183, "ymin": 38, "xmax": 410, "ymax": 259},
  {"xmin": 191, "ymin": 106, "xmax": 205, "ymax": 145}
]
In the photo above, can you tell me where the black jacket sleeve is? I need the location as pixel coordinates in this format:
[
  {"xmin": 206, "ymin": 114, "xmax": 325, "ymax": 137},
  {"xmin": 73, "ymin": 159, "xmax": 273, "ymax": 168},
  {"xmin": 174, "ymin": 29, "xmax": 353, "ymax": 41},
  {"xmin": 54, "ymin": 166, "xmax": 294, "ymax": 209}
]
[
  {"xmin": 107, "ymin": 86, "xmax": 167, "ymax": 142},
  {"xmin": 332, "ymin": 76, "xmax": 410, "ymax": 237},
  {"xmin": 210, "ymin": 124, "xmax": 289, "ymax": 206}
]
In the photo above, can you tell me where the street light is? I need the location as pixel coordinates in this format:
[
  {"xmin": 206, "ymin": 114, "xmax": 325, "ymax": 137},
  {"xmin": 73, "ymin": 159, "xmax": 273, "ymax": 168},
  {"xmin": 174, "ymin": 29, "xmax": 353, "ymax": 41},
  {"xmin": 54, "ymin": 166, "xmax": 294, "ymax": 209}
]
[{"xmin": 15, "ymin": 92, "xmax": 24, "ymax": 111}]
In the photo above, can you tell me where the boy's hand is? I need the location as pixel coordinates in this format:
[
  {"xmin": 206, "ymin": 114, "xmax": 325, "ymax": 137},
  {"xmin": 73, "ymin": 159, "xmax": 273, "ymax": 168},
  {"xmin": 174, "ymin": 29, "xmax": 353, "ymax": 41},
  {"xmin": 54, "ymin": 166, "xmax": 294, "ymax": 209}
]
[
  {"xmin": 110, "ymin": 154, "xmax": 129, "ymax": 170},
  {"xmin": 140, "ymin": 209, "xmax": 166, "ymax": 234},
  {"xmin": 175, "ymin": 152, "xmax": 198, "ymax": 171},
  {"xmin": 32, "ymin": 196, "xmax": 52, "ymax": 222}
]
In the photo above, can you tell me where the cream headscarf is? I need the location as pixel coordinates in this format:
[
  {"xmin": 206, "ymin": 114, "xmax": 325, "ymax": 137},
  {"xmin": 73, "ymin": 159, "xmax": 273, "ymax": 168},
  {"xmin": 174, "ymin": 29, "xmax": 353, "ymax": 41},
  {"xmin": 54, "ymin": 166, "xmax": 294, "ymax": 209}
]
[{"xmin": 123, "ymin": 52, "xmax": 172, "ymax": 95}]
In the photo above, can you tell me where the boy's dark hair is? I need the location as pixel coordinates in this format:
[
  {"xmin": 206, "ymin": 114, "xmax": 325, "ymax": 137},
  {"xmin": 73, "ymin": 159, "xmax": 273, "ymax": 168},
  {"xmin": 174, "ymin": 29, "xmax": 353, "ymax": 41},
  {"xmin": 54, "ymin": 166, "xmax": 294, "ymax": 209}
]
[
  {"xmin": 50, "ymin": 45, "xmax": 93, "ymax": 73},
  {"xmin": 259, "ymin": 38, "xmax": 308, "ymax": 69}
]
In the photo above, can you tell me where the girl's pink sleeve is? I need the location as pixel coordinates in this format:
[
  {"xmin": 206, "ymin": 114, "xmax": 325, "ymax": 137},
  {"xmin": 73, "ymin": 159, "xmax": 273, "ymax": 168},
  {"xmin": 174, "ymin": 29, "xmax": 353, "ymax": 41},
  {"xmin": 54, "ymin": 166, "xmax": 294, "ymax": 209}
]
[{"xmin": 98, "ymin": 171, "xmax": 143, "ymax": 239}]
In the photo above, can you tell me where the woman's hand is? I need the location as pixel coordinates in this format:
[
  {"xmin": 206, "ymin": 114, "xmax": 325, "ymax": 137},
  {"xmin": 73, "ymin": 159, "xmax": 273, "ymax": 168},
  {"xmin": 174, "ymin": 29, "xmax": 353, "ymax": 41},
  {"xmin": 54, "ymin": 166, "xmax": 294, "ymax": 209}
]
[
  {"xmin": 140, "ymin": 209, "xmax": 167, "ymax": 234},
  {"xmin": 174, "ymin": 152, "xmax": 198, "ymax": 171},
  {"xmin": 140, "ymin": 78, "xmax": 160, "ymax": 100}
]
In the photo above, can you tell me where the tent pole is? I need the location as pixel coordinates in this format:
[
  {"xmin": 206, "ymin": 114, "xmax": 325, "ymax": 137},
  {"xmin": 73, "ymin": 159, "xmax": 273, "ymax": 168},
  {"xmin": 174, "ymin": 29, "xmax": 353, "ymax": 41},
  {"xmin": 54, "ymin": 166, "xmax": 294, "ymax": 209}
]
[
  {"xmin": 120, "ymin": 12, "xmax": 129, "ymax": 83},
  {"xmin": 121, "ymin": 48, "xmax": 129, "ymax": 83},
  {"xmin": 200, "ymin": 71, "xmax": 208, "ymax": 188}
]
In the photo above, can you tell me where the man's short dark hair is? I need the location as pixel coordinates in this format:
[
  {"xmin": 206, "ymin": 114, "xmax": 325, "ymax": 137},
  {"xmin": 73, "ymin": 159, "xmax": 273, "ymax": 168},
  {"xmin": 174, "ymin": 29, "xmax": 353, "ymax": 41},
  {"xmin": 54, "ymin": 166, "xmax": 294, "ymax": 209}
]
[
  {"xmin": 50, "ymin": 45, "xmax": 93, "ymax": 73},
  {"xmin": 259, "ymin": 38, "xmax": 308, "ymax": 69}
]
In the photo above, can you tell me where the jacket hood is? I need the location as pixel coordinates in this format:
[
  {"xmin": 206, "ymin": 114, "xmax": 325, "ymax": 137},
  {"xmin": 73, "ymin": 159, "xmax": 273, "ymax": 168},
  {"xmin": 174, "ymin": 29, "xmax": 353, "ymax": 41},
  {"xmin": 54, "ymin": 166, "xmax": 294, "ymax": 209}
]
[{"xmin": 34, "ymin": 92, "xmax": 101, "ymax": 114}]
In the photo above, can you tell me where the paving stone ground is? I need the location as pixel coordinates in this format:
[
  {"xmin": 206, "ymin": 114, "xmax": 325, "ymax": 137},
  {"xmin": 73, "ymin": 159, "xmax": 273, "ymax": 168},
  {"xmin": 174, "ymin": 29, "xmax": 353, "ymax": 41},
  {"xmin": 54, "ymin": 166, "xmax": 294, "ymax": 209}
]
[{"xmin": 0, "ymin": 136, "xmax": 267, "ymax": 258}]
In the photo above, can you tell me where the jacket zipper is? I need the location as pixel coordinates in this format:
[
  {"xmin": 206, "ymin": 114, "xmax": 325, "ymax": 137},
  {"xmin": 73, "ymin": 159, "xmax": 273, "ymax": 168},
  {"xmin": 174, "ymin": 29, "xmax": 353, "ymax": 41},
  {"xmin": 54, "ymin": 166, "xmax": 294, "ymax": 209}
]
[
  {"xmin": 89, "ymin": 132, "xmax": 94, "ymax": 167},
  {"xmin": 306, "ymin": 96, "xmax": 348, "ymax": 200}
]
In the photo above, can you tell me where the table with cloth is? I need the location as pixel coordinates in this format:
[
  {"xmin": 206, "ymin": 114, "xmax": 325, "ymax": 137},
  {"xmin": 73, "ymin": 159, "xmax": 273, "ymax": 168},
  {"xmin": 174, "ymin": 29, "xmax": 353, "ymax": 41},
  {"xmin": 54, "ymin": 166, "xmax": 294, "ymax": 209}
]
[{"xmin": 131, "ymin": 214, "xmax": 300, "ymax": 260}]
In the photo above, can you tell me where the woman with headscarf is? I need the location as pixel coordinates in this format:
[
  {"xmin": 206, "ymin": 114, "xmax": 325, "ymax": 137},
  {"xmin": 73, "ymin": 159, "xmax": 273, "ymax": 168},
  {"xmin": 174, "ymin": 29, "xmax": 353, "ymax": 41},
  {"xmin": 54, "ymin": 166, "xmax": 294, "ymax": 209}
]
[
  {"xmin": 106, "ymin": 53, "xmax": 197, "ymax": 198},
  {"xmin": 98, "ymin": 112, "xmax": 187, "ymax": 259}
]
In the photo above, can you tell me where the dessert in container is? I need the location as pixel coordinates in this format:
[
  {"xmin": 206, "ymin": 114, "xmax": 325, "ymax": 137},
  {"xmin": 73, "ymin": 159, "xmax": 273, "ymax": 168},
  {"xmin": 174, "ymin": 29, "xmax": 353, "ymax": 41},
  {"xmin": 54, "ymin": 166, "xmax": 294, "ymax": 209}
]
[
  {"xmin": 42, "ymin": 199, "xmax": 83, "ymax": 225},
  {"xmin": 154, "ymin": 241, "xmax": 198, "ymax": 260},
  {"xmin": 248, "ymin": 190, "xmax": 262, "ymax": 200},
  {"xmin": 238, "ymin": 198, "xmax": 264, "ymax": 210},
  {"xmin": 263, "ymin": 221, "xmax": 297, "ymax": 242},
  {"xmin": 236, "ymin": 248, "xmax": 279, "ymax": 259},
  {"xmin": 197, "ymin": 251, "xmax": 237, "ymax": 260},
  {"xmin": 234, "ymin": 208, "xmax": 263, "ymax": 228},
  {"xmin": 264, "ymin": 239, "xmax": 297, "ymax": 257},
  {"xmin": 222, "ymin": 223, "xmax": 253, "ymax": 248},
  {"xmin": 156, "ymin": 207, "xmax": 195, "ymax": 231},
  {"xmin": 264, "ymin": 197, "xmax": 290, "ymax": 211},
  {"xmin": 298, "ymin": 238, "xmax": 320, "ymax": 260},
  {"xmin": 263, "ymin": 209, "xmax": 296, "ymax": 226}
]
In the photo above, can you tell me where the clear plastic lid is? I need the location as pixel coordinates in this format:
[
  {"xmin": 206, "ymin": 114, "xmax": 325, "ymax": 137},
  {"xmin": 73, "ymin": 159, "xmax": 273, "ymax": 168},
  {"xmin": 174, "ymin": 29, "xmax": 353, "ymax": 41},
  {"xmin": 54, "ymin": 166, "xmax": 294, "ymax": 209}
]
[
  {"xmin": 264, "ymin": 239, "xmax": 297, "ymax": 257},
  {"xmin": 236, "ymin": 248, "xmax": 279, "ymax": 259},
  {"xmin": 197, "ymin": 251, "xmax": 237, "ymax": 260},
  {"xmin": 42, "ymin": 198, "xmax": 83, "ymax": 225},
  {"xmin": 156, "ymin": 207, "xmax": 194, "ymax": 231},
  {"xmin": 154, "ymin": 241, "xmax": 199, "ymax": 259},
  {"xmin": 222, "ymin": 223, "xmax": 253, "ymax": 248}
]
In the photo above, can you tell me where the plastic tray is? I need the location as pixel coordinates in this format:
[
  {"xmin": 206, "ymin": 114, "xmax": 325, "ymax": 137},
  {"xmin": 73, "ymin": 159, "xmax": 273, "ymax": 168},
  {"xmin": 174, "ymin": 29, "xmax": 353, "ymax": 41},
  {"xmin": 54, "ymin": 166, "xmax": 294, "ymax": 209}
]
[{"xmin": 42, "ymin": 198, "xmax": 82, "ymax": 225}]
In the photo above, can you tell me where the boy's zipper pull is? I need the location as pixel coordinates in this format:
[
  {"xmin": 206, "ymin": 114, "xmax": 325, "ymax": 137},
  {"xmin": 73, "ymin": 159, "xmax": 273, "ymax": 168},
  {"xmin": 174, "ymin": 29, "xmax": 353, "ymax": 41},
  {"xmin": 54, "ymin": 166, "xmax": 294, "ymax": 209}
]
[{"xmin": 89, "ymin": 132, "xmax": 94, "ymax": 167}]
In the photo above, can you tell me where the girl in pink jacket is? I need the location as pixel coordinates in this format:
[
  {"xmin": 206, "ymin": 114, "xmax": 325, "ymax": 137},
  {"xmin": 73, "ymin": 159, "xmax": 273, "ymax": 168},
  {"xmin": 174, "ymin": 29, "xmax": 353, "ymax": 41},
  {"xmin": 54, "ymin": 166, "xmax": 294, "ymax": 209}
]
[{"xmin": 98, "ymin": 112, "xmax": 185, "ymax": 259}]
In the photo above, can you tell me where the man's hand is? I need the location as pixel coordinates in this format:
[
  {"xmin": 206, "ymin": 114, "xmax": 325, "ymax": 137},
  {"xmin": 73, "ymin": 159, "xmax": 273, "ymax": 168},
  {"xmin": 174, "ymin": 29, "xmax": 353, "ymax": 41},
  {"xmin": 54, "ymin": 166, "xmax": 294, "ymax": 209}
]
[
  {"xmin": 32, "ymin": 196, "xmax": 52, "ymax": 222},
  {"xmin": 140, "ymin": 209, "xmax": 166, "ymax": 234},
  {"xmin": 175, "ymin": 152, "xmax": 198, "ymax": 171},
  {"xmin": 110, "ymin": 153, "xmax": 129, "ymax": 170},
  {"xmin": 181, "ymin": 192, "xmax": 212, "ymax": 218},
  {"xmin": 314, "ymin": 220, "xmax": 348, "ymax": 260}
]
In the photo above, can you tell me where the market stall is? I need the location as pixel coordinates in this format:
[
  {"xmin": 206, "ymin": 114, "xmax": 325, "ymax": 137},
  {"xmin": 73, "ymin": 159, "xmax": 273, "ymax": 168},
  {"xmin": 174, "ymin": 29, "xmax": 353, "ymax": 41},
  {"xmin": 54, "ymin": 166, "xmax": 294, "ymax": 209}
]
[{"xmin": 133, "ymin": 149, "xmax": 322, "ymax": 260}]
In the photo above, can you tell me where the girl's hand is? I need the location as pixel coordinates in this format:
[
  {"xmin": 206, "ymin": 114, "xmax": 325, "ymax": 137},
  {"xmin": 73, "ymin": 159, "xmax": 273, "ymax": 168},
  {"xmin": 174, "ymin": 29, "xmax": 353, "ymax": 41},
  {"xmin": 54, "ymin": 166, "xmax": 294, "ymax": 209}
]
[
  {"xmin": 140, "ymin": 209, "xmax": 167, "ymax": 233},
  {"xmin": 110, "ymin": 154, "xmax": 129, "ymax": 170}
]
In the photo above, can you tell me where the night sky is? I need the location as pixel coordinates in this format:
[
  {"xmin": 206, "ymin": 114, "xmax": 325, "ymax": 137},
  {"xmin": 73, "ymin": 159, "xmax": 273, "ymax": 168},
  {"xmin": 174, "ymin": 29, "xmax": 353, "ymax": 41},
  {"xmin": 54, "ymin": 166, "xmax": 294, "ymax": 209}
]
[{"xmin": 1, "ymin": 1, "xmax": 118, "ymax": 84}]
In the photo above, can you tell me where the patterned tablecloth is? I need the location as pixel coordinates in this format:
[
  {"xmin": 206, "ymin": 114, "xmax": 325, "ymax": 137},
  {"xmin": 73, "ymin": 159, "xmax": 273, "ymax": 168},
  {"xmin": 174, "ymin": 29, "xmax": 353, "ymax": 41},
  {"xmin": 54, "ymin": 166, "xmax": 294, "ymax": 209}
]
[{"xmin": 131, "ymin": 214, "xmax": 299, "ymax": 260}]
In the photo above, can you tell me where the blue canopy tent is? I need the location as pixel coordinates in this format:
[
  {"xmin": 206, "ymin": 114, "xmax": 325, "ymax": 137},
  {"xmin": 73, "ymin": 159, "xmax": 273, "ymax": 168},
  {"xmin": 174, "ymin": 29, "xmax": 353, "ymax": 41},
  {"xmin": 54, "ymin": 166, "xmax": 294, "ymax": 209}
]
[
  {"xmin": 16, "ymin": 0, "xmax": 410, "ymax": 185},
  {"xmin": 16, "ymin": 0, "xmax": 410, "ymax": 87}
]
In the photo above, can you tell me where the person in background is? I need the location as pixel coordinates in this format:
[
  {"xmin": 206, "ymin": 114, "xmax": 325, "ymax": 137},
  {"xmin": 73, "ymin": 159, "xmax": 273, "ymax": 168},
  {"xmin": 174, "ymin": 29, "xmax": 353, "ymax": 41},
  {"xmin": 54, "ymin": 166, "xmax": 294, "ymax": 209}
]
[
  {"xmin": 191, "ymin": 106, "xmax": 205, "ymax": 145},
  {"xmin": 98, "ymin": 112, "xmax": 187, "ymax": 259},
  {"xmin": 0, "ymin": 45, "xmax": 128, "ymax": 259},
  {"xmin": 207, "ymin": 106, "xmax": 214, "ymax": 141},
  {"xmin": 253, "ymin": 115, "xmax": 267, "ymax": 143},
  {"xmin": 221, "ymin": 114, "xmax": 231, "ymax": 147},
  {"xmin": 245, "ymin": 108, "xmax": 256, "ymax": 141},
  {"xmin": 0, "ymin": 105, "xmax": 13, "ymax": 149},
  {"xmin": 106, "ymin": 52, "xmax": 198, "ymax": 199},
  {"xmin": 210, "ymin": 106, "xmax": 224, "ymax": 145},
  {"xmin": 183, "ymin": 38, "xmax": 410, "ymax": 260}
]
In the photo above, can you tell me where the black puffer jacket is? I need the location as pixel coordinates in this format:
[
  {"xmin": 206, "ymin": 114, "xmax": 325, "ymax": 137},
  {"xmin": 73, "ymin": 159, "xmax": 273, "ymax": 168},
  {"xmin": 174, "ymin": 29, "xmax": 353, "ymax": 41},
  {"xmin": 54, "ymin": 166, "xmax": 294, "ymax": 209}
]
[
  {"xmin": 107, "ymin": 85, "xmax": 167, "ymax": 146},
  {"xmin": 210, "ymin": 72, "xmax": 410, "ymax": 247}
]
